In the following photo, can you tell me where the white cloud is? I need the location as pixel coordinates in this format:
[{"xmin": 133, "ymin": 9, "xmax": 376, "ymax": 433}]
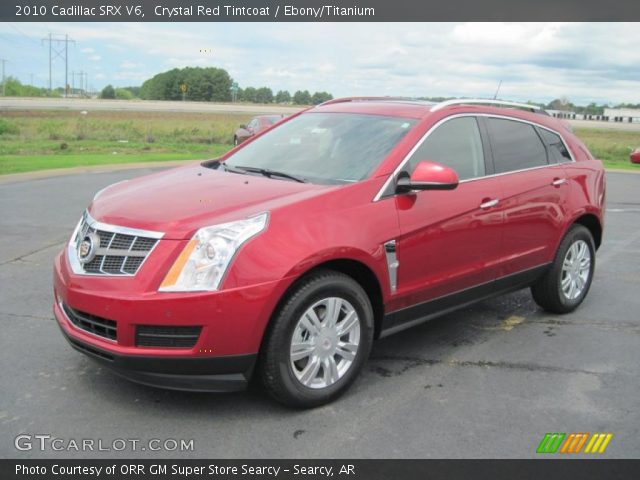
[
  {"xmin": 1, "ymin": 22, "xmax": 638, "ymax": 104},
  {"xmin": 120, "ymin": 60, "xmax": 141, "ymax": 69}
]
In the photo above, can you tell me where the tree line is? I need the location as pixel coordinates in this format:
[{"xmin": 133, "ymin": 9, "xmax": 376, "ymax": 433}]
[
  {"xmin": 235, "ymin": 87, "xmax": 332, "ymax": 105},
  {"xmin": 99, "ymin": 66, "xmax": 333, "ymax": 105}
]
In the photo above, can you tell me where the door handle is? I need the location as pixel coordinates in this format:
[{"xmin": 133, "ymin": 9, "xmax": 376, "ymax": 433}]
[
  {"xmin": 552, "ymin": 178, "xmax": 567, "ymax": 187},
  {"xmin": 480, "ymin": 198, "xmax": 499, "ymax": 209}
]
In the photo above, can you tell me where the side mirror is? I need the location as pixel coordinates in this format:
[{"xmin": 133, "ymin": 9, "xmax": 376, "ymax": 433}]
[
  {"xmin": 396, "ymin": 161, "xmax": 459, "ymax": 193},
  {"xmin": 239, "ymin": 124, "xmax": 247, "ymax": 130},
  {"xmin": 631, "ymin": 148, "xmax": 640, "ymax": 164}
]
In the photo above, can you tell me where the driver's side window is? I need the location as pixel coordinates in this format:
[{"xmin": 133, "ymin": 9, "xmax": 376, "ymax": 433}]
[{"xmin": 408, "ymin": 117, "xmax": 485, "ymax": 181}]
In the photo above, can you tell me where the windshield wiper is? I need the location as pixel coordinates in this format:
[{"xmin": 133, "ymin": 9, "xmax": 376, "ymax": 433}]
[
  {"xmin": 233, "ymin": 166, "xmax": 307, "ymax": 183},
  {"xmin": 221, "ymin": 163, "xmax": 249, "ymax": 175}
]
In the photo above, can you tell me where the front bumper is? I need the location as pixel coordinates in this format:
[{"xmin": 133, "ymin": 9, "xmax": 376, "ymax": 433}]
[
  {"xmin": 53, "ymin": 249, "xmax": 293, "ymax": 392},
  {"xmin": 58, "ymin": 323, "xmax": 256, "ymax": 392}
]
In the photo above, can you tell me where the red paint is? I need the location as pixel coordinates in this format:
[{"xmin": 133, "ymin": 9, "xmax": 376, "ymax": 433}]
[{"xmin": 54, "ymin": 99, "xmax": 605, "ymax": 377}]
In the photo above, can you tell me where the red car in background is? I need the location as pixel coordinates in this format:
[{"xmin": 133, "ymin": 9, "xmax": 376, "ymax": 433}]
[
  {"xmin": 631, "ymin": 148, "xmax": 640, "ymax": 164},
  {"xmin": 234, "ymin": 115, "xmax": 284, "ymax": 145},
  {"xmin": 54, "ymin": 98, "xmax": 605, "ymax": 408}
]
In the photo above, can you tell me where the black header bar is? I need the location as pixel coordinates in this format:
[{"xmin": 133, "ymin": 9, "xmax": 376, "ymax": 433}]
[
  {"xmin": 2, "ymin": 0, "xmax": 640, "ymax": 22},
  {"xmin": 3, "ymin": 459, "xmax": 640, "ymax": 480}
]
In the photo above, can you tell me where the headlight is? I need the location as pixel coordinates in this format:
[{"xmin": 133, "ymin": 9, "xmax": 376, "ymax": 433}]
[{"xmin": 159, "ymin": 213, "xmax": 269, "ymax": 292}]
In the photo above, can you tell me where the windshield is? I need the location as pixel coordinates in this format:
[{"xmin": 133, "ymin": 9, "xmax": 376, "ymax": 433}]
[{"xmin": 224, "ymin": 112, "xmax": 417, "ymax": 184}]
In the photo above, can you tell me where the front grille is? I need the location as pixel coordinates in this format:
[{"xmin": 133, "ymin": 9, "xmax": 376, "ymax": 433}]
[
  {"xmin": 135, "ymin": 325, "xmax": 202, "ymax": 348},
  {"xmin": 71, "ymin": 212, "xmax": 161, "ymax": 276},
  {"xmin": 62, "ymin": 303, "xmax": 117, "ymax": 341}
]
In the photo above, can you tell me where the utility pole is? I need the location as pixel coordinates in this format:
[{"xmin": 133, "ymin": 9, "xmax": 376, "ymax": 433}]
[
  {"xmin": 0, "ymin": 58, "xmax": 7, "ymax": 96},
  {"xmin": 64, "ymin": 34, "xmax": 69, "ymax": 96},
  {"xmin": 75, "ymin": 70, "xmax": 87, "ymax": 96},
  {"xmin": 30, "ymin": 73, "xmax": 34, "ymax": 86},
  {"xmin": 47, "ymin": 33, "xmax": 51, "ymax": 91},
  {"xmin": 42, "ymin": 33, "xmax": 75, "ymax": 95}
]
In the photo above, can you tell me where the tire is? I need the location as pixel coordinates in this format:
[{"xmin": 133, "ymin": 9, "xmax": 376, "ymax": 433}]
[
  {"xmin": 260, "ymin": 270, "xmax": 374, "ymax": 408},
  {"xmin": 531, "ymin": 224, "xmax": 595, "ymax": 314},
  {"xmin": 233, "ymin": 136, "xmax": 238, "ymax": 146}
]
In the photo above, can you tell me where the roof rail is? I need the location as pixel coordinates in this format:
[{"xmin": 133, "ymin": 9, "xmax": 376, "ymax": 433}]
[
  {"xmin": 318, "ymin": 96, "xmax": 416, "ymax": 106},
  {"xmin": 431, "ymin": 98, "xmax": 542, "ymax": 113}
]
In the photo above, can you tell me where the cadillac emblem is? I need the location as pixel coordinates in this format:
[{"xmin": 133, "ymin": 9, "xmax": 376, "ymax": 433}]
[{"xmin": 77, "ymin": 232, "xmax": 99, "ymax": 264}]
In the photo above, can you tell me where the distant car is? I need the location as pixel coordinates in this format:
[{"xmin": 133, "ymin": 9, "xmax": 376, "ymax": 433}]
[
  {"xmin": 234, "ymin": 115, "xmax": 284, "ymax": 145},
  {"xmin": 631, "ymin": 148, "xmax": 640, "ymax": 164}
]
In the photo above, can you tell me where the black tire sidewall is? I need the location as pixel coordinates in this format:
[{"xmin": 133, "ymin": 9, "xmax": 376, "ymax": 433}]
[
  {"xmin": 554, "ymin": 226, "xmax": 596, "ymax": 310},
  {"xmin": 267, "ymin": 274, "xmax": 374, "ymax": 406}
]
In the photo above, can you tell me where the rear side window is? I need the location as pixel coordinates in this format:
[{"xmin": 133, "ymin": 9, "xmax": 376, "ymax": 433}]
[
  {"xmin": 408, "ymin": 117, "xmax": 485, "ymax": 181},
  {"xmin": 487, "ymin": 118, "xmax": 548, "ymax": 173},
  {"xmin": 539, "ymin": 128, "xmax": 572, "ymax": 163}
]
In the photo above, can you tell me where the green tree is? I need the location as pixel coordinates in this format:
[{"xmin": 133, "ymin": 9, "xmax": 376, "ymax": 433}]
[
  {"xmin": 243, "ymin": 87, "xmax": 258, "ymax": 103},
  {"xmin": 293, "ymin": 90, "xmax": 311, "ymax": 105},
  {"xmin": 255, "ymin": 87, "xmax": 274, "ymax": 103},
  {"xmin": 546, "ymin": 97, "xmax": 574, "ymax": 111},
  {"xmin": 581, "ymin": 103, "xmax": 604, "ymax": 115},
  {"xmin": 100, "ymin": 84, "xmax": 116, "ymax": 99},
  {"xmin": 2, "ymin": 77, "xmax": 50, "ymax": 97},
  {"xmin": 139, "ymin": 67, "xmax": 232, "ymax": 102},
  {"xmin": 122, "ymin": 86, "xmax": 140, "ymax": 97},
  {"xmin": 275, "ymin": 90, "xmax": 291, "ymax": 103},
  {"xmin": 115, "ymin": 88, "xmax": 133, "ymax": 100},
  {"xmin": 311, "ymin": 91, "xmax": 333, "ymax": 105}
]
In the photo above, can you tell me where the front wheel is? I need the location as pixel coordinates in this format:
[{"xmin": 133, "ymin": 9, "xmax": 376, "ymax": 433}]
[
  {"xmin": 531, "ymin": 225, "xmax": 596, "ymax": 314},
  {"xmin": 260, "ymin": 270, "xmax": 374, "ymax": 408}
]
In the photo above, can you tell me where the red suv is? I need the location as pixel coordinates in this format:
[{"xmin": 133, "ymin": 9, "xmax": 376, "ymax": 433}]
[{"xmin": 54, "ymin": 98, "xmax": 605, "ymax": 407}]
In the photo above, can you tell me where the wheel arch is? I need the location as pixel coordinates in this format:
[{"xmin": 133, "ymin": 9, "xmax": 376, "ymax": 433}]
[
  {"xmin": 258, "ymin": 257, "xmax": 386, "ymax": 361},
  {"xmin": 572, "ymin": 213, "xmax": 603, "ymax": 250}
]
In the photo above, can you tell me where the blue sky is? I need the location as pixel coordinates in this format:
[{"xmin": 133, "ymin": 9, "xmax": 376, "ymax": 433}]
[{"xmin": 0, "ymin": 22, "xmax": 638, "ymax": 105}]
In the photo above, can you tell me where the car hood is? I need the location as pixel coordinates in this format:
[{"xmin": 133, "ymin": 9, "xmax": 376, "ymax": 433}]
[{"xmin": 89, "ymin": 163, "xmax": 330, "ymax": 239}]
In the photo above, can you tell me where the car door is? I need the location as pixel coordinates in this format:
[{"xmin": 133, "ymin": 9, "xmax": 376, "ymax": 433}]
[
  {"xmin": 485, "ymin": 116, "xmax": 571, "ymax": 278},
  {"xmin": 389, "ymin": 116, "xmax": 504, "ymax": 316}
]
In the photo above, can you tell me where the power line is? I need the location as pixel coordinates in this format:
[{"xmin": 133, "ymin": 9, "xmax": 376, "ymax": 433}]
[
  {"xmin": 9, "ymin": 23, "xmax": 41, "ymax": 46},
  {"xmin": 41, "ymin": 33, "xmax": 75, "ymax": 95}
]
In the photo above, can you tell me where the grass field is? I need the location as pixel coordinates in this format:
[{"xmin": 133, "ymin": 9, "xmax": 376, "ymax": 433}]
[
  {"xmin": 0, "ymin": 110, "xmax": 246, "ymax": 174},
  {"xmin": 573, "ymin": 128, "xmax": 640, "ymax": 171},
  {"xmin": 1, "ymin": 110, "xmax": 639, "ymax": 175}
]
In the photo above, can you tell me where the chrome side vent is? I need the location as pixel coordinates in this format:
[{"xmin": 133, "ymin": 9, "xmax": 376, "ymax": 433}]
[{"xmin": 384, "ymin": 240, "xmax": 399, "ymax": 293}]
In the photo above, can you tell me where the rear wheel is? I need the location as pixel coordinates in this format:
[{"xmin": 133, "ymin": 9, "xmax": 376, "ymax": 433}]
[
  {"xmin": 531, "ymin": 225, "xmax": 595, "ymax": 313},
  {"xmin": 260, "ymin": 270, "xmax": 374, "ymax": 408}
]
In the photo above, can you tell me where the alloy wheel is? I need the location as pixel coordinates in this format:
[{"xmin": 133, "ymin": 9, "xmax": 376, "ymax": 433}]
[
  {"xmin": 561, "ymin": 239, "xmax": 591, "ymax": 300},
  {"xmin": 289, "ymin": 297, "xmax": 361, "ymax": 389}
]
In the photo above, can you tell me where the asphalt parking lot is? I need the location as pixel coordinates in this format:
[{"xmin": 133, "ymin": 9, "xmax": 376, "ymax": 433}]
[{"xmin": 0, "ymin": 167, "xmax": 638, "ymax": 459}]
